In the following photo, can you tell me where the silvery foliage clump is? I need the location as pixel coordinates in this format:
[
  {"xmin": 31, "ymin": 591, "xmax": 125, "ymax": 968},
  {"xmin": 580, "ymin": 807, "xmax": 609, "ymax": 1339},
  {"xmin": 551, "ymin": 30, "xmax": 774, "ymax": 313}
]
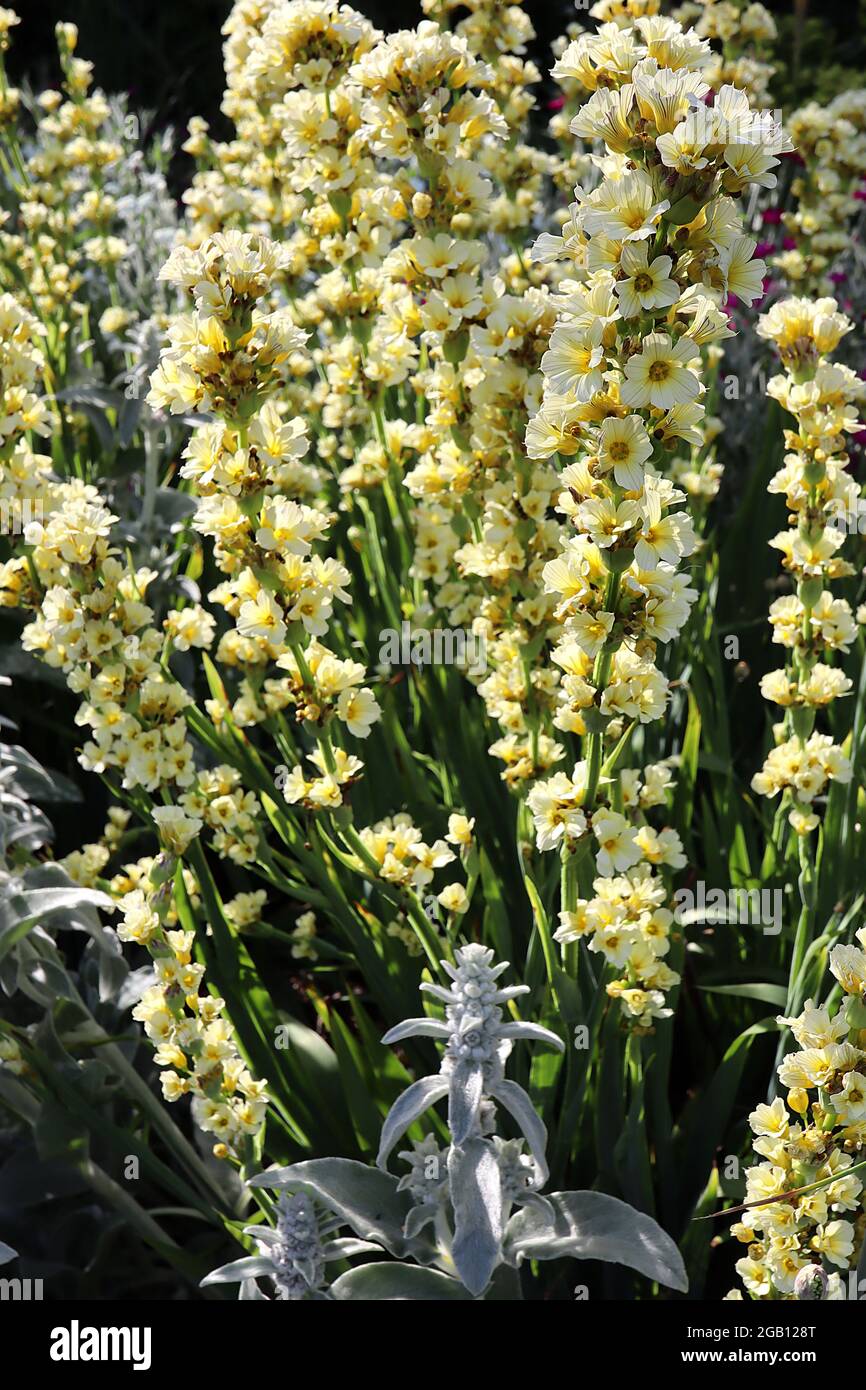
[
  {"xmin": 0, "ymin": 730, "xmax": 52, "ymax": 859},
  {"xmin": 0, "ymin": 728, "xmax": 141, "ymax": 1255},
  {"xmin": 70, "ymin": 96, "xmax": 180, "ymax": 358},
  {"xmin": 240, "ymin": 946, "xmax": 688, "ymax": 1300},
  {"xmin": 48, "ymin": 97, "xmax": 184, "ymax": 463},
  {"xmin": 0, "ymin": 740, "xmax": 189, "ymax": 1288},
  {"xmin": 98, "ymin": 100, "xmax": 184, "ymax": 406},
  {"xmin": 47, "ymin": 100, "xmax": 198, "ymax": 583},
  {"xmin": 0, "ymin": 683, "xmax": 89, "ymax": 860},
  {"xmin": 0, "ymin": 714, "xmax": 127, "ymax": 1011},
  {"xmin": 14, "ymin": 88, "xmax": 180, "ymax": 384},
  {"xmin": 202, "ymin": 1190, "xmax": 383, "ymax": 1301},
  {"xmin": 0, "ymin": 859, "xmax": 124, "ymax": 1013},
  {"xmin": 101, "ymin": 100, "xmax": 179, "ymax": 304}
]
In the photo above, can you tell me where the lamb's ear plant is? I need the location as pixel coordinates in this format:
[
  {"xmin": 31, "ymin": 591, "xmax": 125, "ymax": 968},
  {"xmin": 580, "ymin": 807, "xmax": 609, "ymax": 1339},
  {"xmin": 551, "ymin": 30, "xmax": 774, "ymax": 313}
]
[
  {"xmin": 247, "ymin": 945, "xmax": 687, "ymax": 1300},
  {"xmin": 201, "ymin": 1189, "xmax": 384, "ymax": 1301}
]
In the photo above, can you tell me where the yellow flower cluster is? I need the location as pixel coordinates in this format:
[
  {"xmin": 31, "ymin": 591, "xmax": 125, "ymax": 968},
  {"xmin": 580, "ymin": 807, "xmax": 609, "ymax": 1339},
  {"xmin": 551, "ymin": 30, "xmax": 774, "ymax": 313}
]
[
  {"xmin": 60, "ymin": 806, "xmax": 131, "ymax": 886},
  {"xmin": 419, "ymin": 0, "xmax": 552, "ymax": 251},
  {"xmin": 0, "ymin": 279, "xmax": 273, "ymax": 900},
  {"xmin": 0, "ymin": 295, "xmax": 197, "ymax": 796},
  {"xmin": 549, "ymin": 1, "xmax": 661, "ymax": 195},
  {"xmin": 333, "ymin": 13, "xmax": 567, "ymax": 782},
  {"xmin": 148, "ymin": 230, "xmax": 307, "ymax": 420},
  {"xmin": 555, "ymin": 845, "xmax": 681, "ymax": 1029},
  {"xmin": 358, "ymin": 812, "xmax": 457, "ymax": 892},
  {"xmin": 752, "ymin": 297, "xmax": 864, "ymax": 832},
  {"xmin": 521, "ymin": 14, "xmax": 789, "ymax": 1022},
  {"xmin": 0, "ymin": 282, "xmax": 270, "ymax": 1159},
  {"xmin": 0, "ymin": 293, "xmax": 54, "ymax": 523},
  {"xmin": 732, "ymin": 935, "xmax": 866, "ymax": 1300},
  {"xmin": 176, "ymin": 1, "xmax": 575, "ymax": 793},
  {"xmin": 0, "ymin": 17, "xmax": 138, "ymax": 345},
  {"xmin": 122, "ymin": 855, "xmax": 269, "ymax": 1156},
  {"xmin": 179, "ymin": 765, "xmax": 263, "ymax": 867},
  {"xmin": 350, "ymin": 810, "xmax": 474, "ymax": 955},
  {"xmin": 148, "ymin": 229, "xmax": 382, "ymax": 807},
  {"xmin": 185, "ymin": 0, "xmax": 382, "ymax": 259}
]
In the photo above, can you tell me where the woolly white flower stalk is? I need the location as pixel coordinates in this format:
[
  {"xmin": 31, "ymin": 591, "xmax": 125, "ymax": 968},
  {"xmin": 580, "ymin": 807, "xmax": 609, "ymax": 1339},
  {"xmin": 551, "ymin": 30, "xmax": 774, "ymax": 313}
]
[
  {"xmin": 378, "ymin": 943, "xmax": 564, "ymax": 1180},
  {"xmin": 376, "ymin": 942, "xmax": 565, "ymax": 1291},
  {"xmin": 202, "ymin": 1189, "xmax": 383, "ymax": 1300}
]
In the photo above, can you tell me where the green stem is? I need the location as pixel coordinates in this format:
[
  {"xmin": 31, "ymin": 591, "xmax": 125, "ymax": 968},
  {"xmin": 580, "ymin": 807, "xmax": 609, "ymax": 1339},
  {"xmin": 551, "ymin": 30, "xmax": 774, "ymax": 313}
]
[{"xmin": 584, "ymin": 568, "xmax": 622, "ymax": 810}]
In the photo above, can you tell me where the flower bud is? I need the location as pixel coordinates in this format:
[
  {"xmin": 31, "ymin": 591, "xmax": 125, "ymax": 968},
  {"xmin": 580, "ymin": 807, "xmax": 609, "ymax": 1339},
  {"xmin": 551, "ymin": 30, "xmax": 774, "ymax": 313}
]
[
  {"xmin": 802, "ymin": 457, "xmax": 826, "ymax": 487},
  {"xmin": 442, "ymin": 329, "xmax": 469, "ymax": 365},
  {"xmin": 55, "ymin": 21, "xmax": 78, "ymax": 51},
  {"xmin": 603, "ymin": 546, "xmax": 636, "ymax": 574},
  {"xmin": 787, "ymin": 1087, "xmax": 809, "ymax": 1115},
  {"xmin": 797, "ymin": 575, "xmax": 823, "ymax": 608},
  {"xmin": 149, "ymin": 851, "xmax": 178, "ymax": 889}
]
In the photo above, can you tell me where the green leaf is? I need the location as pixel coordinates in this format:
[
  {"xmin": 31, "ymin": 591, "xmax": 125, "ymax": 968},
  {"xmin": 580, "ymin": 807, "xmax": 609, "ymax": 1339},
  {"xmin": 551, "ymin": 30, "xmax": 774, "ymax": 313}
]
[
  {"xmin": 672, "ymin": 1017, "xmax": 777, "ymax": 1229},
  {"xmin": 700, "ymin": 983, "xmax": 787, "ymax": 1007},
  {"xmin": 673, "ymin": 687, "xmax": 701, "ymax": 854},
  {"xmin": 34, "ymin": 1101, "xmax": 90, "ymax": 1166},
  {"xmin": 275, "ymin": 1016, "xmax": 354, "ymax": 1151},
  {"xmin": 614, "ymin": 1070, "xmax": 655, "ymax": 1215},
  {"xmin": 326, "ymin": 1008, "xmax": 387, "ymax": 1154}
]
